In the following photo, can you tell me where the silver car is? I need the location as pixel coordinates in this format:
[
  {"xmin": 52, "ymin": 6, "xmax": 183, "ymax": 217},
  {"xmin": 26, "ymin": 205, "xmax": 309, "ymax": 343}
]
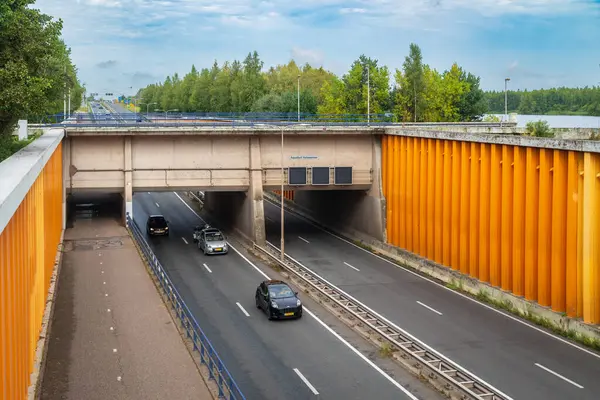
[{"xmin": 198, "ymin": 227, "xmax": 228, "ymax": 255}]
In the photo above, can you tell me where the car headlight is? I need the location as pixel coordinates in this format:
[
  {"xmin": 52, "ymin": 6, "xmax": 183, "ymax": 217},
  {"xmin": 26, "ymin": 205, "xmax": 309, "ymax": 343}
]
[
  {"xmin": 296, "ymin": 299, "xmax": 302, "ymax": 307},
  {"xmin": 164, "ymin": 227, "xmax": 168, "ymax": 230},
  {"xmin": 150, "ymin": 228, "xmax": 154, "ymax": 231},
  {"xmin": 270, "ymin": 300, "xmax": 278, "ymax": 308}
]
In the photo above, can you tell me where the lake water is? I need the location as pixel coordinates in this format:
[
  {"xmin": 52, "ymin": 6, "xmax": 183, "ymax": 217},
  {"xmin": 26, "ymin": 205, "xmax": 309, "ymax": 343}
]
[{"xmin": 489, "ymin": 114, "xmax": 600, "ymax": 129}]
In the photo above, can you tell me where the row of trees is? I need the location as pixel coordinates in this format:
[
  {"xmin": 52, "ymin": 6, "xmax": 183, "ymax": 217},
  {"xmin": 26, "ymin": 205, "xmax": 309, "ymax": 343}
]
[
  {"xmin": 0, "ymin": 0, "xmax": 84, "ymax": 139},
  {"xmin": 138, "ymin": 44, "xmax": 487, "ymax": 122},
  {"xmin": 485, "ymin": 87, "xmax": 600, "ymax": 116}
]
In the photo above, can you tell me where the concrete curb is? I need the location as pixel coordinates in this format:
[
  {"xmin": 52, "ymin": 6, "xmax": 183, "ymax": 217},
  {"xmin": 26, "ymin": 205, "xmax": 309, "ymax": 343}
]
[
  {"xmin": 28, "ymin": 230, "xmax": 65, "ymax": 400},
  {"xmin": 264, "ymin": 192, "xmax": 600, "ymax": 349}
]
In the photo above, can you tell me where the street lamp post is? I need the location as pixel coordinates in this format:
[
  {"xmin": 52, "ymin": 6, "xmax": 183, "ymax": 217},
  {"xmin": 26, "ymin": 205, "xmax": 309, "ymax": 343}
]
[
  {"xmin": 280, "ymin": 126, "xmax": 285, "ymax": 261},
  {"xmin": 504, "ymin": 78, "xmax": 511, "ymax": 121},
  {"xmin": 367, "ymin": 67, "xmax": 370, "ymax": 126},
  {"xmin": 297, "ymin": 74, "xmax": 301, "ymax": 122}
]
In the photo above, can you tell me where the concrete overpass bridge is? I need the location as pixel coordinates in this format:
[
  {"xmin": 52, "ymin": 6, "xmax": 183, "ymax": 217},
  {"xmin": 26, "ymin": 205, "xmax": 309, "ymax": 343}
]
[{"xmin": 3, "ymin": 122, "xmax": 600, "ymax": 399}]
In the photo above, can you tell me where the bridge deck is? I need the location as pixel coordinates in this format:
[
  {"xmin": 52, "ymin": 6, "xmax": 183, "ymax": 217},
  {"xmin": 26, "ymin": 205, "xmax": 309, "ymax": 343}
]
[{"xmin": 40, "ymin": 217, "xmax": 212, "ymax": 400}]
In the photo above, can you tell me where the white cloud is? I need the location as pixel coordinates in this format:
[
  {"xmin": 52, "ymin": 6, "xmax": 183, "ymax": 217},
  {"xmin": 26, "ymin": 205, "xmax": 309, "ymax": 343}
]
[
  {"xmin": 291, "ymin": 47, "xmax": 325, "ymax": 66},
  {"xmin": 33, "ymin": 0, "xmax": 600, "ymax": 93}
]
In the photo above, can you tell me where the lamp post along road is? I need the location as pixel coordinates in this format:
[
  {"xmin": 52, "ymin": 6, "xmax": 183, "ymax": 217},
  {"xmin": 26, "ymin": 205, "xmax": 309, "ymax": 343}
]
[
  {"xmin": 504, "ymin": 77, "xmax": 511, "ymax": 121},
  {"xmin": 280, "ymin": 126, "xmax": 285, "ymax": 261},
  {"xmin": 367, "ymin": 67, "xmax": 370, "ymax": 126},
  {"xmin": 297, "ymin": 74, "xmax": 301, "ymax": 122}
]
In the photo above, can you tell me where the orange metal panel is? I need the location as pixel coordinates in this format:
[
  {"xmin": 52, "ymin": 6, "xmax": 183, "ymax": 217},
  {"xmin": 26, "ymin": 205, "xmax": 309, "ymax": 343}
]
[
  {"xmin": 419, "ymin": 139, "xmax": 427, "ymax": 257},
  {"xmin": 450, "ymin": 141, "xmax": 461, "ymax": 270},
  {"xmin": 538, "ymin": 149, "xmax": 553, "ymax": 307},
  {"xmin": 582, "ymin": 153, "xmax": 600, "ymax": 324},
  {"xmin": 433, "ymin": 140, "xmax": 443, "ymax": 264},
  {"xmin": 500, "ymin": 145, "xmax": 514, "ymax": 292},
  {"xmin": 442, "ymin": 140, "xmax": 452, "ymax": 267},
  {"xmin": 459, "ymin": 142, "xmax": 471, "ymax": 275},
  {"xmin": 399, "ymin": 137, "xmax": 407, "ymax": 249},
  {"xmin": 489, "ymin": 144, "xmax": 502, "ymax": 287},
  {"xmin": 512, "ymin": 146, "xmax": 526, "ymax": 296},
  {"xmin": 551, "ymin": 150, "xmax": 568, "ymax": 312},
  {"xmin": 406, "ymin": 138, "xmax": 414, "ymax": 252},
  {"xmin": 565, "ymin": 151, "xmax": 580, "ymax": 317},
  {"xmin": 426, "ymin": 139, "xmax": 436, "ymax": 261},
  {"xmin": 469, "ymin": 143, "xmax": 480, "ymax": 278},
  {"xmin": 524, "ymin": 148, "xmax": 540, "ymax": 301},
  {"xmin": 0, "ymin": 143, "xmax": 63, "ymax": 400},
  {"xmin": 392, "ymin": 136, "xmax": 401, "ymax": 246},
  {"xmin": 478, "ymin": 144, "xmax": 491, "ymax": 283}
]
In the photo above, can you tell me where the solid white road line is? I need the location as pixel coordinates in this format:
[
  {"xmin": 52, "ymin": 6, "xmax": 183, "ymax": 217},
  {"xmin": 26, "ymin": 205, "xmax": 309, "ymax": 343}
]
[
  {"xmin": 236, "ymin": 302, "xmax": 250, "ymax": 317},
  {"xmin": 416, "ymin": 301, "xmax": 443, "ymax": 316},
  {"xmin": 173, "ymin": 192, "xmax": 418, "ymax": 399},
  {"xmin": 155, "ymin": 202, "xmax": 160, "ymax": 208},
  {"xmin": 344, "ymin": 262, "xmax": 360, "ymax": 272},
  {"xmin": 202, "ymin": 263, "xmax": 212, "ymax": 273},
  {"xmin": 181, "ymin": 237, "xmax": 189, "ymax": 245},
  {"xmin": 266, "ymin": 240, "xmax": 514, "ymax": 400},
  {"xmin": 298, "ymin": 236, "xmax": 310, "ymax": 244},
  {"xmin": 262, "ymin": 199, "xmax": 600, "ymax": 361},
  {"xmin": 293, "ymin": 368, "xmax": 319, "ymax": 395},
  {"xmin": 534, "ymin": 363, "xmax": 584, "ymax": 389}
]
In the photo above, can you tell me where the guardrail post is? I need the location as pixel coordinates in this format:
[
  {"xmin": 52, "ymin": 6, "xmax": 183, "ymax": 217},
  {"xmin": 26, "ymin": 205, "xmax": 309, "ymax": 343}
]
[{"xmin": 218, "ymin": 360, "xmax": 224, "ymax": 397}]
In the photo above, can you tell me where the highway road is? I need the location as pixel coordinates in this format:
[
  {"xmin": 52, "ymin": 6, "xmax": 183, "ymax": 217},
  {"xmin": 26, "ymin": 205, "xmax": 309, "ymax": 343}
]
[
  {"xmin": 263, "ymin": 199, "xmax": 600, "ymax": 399},
  {"xmin": 131, "ymin": 192, "xmax": 439, "ymax": 400}
]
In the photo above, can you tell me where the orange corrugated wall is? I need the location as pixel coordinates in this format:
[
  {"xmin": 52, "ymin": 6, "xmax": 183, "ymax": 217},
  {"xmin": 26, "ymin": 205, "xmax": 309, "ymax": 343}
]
[
  {"xmin": 382, "ymin": 135, "xmax": 600, "ymax": 324},
  {"xmin": 0, "ymin": 143, "xmax": 63, "ymax": 400}
]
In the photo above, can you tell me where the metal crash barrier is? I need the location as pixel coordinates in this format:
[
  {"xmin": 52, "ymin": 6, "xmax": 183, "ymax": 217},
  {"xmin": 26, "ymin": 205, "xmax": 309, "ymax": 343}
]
[{"xmin": 126, "ymin": 213, "xmax": 245, "ymax": 400}]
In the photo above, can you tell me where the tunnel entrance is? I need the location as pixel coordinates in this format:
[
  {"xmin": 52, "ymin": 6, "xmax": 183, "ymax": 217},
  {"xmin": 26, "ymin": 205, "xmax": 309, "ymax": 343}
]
[{"xmin": 67, "ymin": 192, "xmax": 123, "ymax": 228}]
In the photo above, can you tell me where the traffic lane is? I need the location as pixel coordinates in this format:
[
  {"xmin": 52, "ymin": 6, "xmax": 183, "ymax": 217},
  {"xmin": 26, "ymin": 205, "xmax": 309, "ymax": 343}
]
[
  {"xmin": 134, "ymin": 193, "xmax": 417, "ymax": 400},
  {"xmin": 133, "ymin": 194, "xmax": 307, "ymax": 399},
  {"xmin": 263, "ymin": 201, "xmax": 600, "ymax": 399},
  {"xmin": 143, "ymin": 192, "xmax": 420, "ymax": 400}
]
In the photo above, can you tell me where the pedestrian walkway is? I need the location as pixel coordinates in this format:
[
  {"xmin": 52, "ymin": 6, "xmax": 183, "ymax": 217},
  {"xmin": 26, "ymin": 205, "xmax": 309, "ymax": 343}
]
[{"xmin": 40, "ymin": 217, "xmax": 213, "ymax": 400}]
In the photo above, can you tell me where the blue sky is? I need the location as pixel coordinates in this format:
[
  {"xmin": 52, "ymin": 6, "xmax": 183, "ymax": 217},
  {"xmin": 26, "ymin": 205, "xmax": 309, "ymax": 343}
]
[{"xmin": 35, "ymin": 0, "xmax": 600, "ymax": 97}]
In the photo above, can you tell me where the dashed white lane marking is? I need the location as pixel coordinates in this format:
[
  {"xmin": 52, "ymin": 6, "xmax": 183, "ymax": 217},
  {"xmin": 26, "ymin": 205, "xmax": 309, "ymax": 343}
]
[
  {"xmin": 203, "ymin": 263, "xmax": 212, "ymax": 273},
  {"xmin": 535, "ymin": 363, "xmax": 584, "ymax": 388},
  {"xmin": 343, "ymin": 262, "xmax": 360, "ymax": 272},
  {"xmin": 182, "ymin": 237, "xmax": 189, "ymax": 245},
  {"xmin": 293, "ymin": 368, "xmax": 319, "ymax": 395},
  {"xmin": 174, "ymin": 191, "xmax": 419, "ymax": 399},
  {"xmin": 298, "ymin": 236, "xmax": 310, "ymax": 244},
  {"xmin": 155, "ymin": 202, "xmax": 160, "ymax": 208},
  {"xmin": 416, "ymin": 301, "xmax": 443, "ymax": 316},
  {"xmin": 236, "ymin": 302, "xmax": 250, "ymax": 317}
]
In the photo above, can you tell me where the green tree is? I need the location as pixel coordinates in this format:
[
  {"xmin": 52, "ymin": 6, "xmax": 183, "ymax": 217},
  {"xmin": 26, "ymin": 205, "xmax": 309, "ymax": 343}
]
[
  {"xmin": 457, "ymin": 70, "xmax": 486, "ymax": 121},
  {"xmin": 525, "ymin": 120, "xmax": 554, "ymax": 137},
  {"xmin": 395, "ymin": 43, "xmax": 426, "ymax": 122},
  {"xmin": 0, "ymin": 0, "xmax": 82, "ymax": 136}
]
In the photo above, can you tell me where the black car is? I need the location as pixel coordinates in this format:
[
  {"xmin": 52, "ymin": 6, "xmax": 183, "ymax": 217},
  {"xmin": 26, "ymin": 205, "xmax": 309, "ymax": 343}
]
[
  {"xmin": 255, "ymin": 280, "xmax": 302, "ymax": 320},
  {"xmin": 146, "ymin": 215, "xmax": 169, "ymax": 236}
]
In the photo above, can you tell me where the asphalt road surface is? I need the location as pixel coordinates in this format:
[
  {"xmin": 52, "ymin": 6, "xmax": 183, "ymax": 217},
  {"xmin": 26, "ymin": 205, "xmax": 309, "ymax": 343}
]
[
  {"xmin": 263, "ymin": 199, "xmax": 600, "ymax": 400},
  {"xmin": 132, "ymin": 192, "xmax": 437, "ymax": 400}
]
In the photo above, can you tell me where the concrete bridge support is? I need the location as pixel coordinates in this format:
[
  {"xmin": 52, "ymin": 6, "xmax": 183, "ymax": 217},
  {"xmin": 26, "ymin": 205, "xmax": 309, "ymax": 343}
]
[{"xmin": 204, "ymin": 137, "xmax": 266, "ymax": 245}]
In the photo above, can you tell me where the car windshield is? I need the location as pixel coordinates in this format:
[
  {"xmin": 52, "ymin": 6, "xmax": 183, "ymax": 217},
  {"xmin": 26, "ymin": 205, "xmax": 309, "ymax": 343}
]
[
  {"xmin": 149, "ymin": 217, "xmax": 166, "ymax": 227},
  {"xmin": 268, "ymin": 284, "xmax": 295, "ymax": 299},
  {"xmin": 205, "ymin": 232, "xmax": 223, "ymax": 242}
]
